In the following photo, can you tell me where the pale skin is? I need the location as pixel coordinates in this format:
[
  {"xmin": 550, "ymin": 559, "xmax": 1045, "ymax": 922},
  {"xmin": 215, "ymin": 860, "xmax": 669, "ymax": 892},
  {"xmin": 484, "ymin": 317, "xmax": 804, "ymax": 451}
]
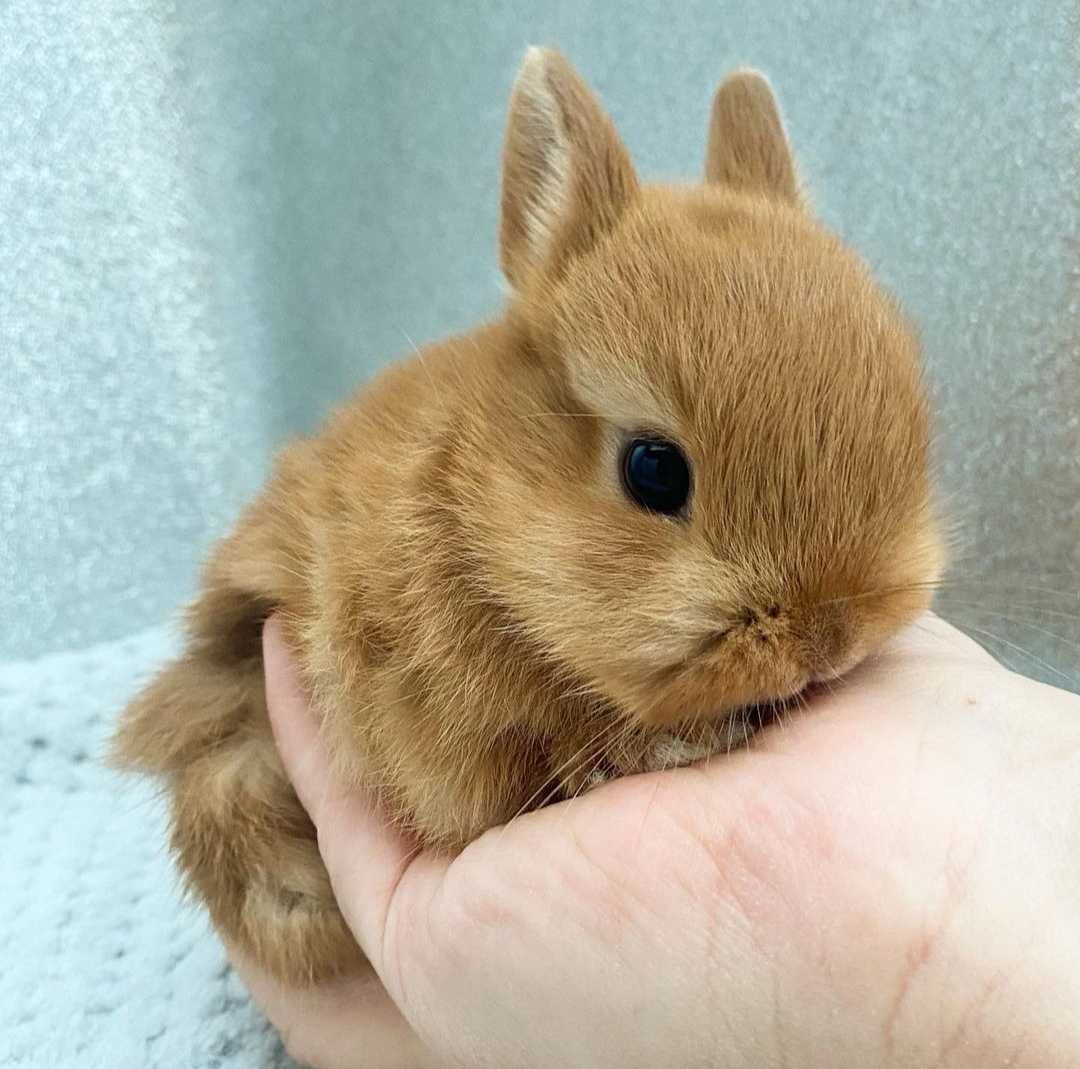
[{"xmin": 232, "ymin": 615, "xmax": 1080, "ymax": 1068}]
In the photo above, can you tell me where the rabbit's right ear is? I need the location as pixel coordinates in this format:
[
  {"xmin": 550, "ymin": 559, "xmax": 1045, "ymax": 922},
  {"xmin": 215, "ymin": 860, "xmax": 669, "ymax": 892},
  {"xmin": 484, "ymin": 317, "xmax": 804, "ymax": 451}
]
[{"xmin": 499, "ymin": 48, "xmax": 638, "ymax": 290}]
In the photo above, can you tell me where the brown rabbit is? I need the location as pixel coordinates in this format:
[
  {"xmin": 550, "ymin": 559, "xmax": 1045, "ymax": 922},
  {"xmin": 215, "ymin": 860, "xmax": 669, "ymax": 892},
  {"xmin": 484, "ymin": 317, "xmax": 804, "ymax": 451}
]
[{"xmin": 111, "ymin": 47, "xmax": 944, "ymax": 985}]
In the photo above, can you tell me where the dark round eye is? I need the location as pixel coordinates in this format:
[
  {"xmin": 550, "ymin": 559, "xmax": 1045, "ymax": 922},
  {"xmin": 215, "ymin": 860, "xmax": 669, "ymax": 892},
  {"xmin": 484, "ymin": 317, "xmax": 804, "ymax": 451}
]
[{"xmin": 621, "ymin": 436, "xmax": 692, "ymax": 516}]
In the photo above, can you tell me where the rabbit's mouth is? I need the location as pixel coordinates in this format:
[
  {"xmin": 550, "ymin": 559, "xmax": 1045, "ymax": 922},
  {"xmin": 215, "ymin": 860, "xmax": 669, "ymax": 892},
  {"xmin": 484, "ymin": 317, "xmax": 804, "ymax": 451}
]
[{"xmin": 732, "ymin": 657, "xmax": 864, "ymax": 727}]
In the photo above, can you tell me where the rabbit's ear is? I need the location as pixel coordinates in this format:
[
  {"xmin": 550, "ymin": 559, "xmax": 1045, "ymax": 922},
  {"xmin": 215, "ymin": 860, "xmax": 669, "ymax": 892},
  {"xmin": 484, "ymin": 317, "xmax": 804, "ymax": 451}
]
[
  {"xmin": 705, "ymin": 69, "xmax": 799, "ymax": 204},
  {"xmin": 500, "ymin": 47, "xmax": 638, "ymax": 289}
]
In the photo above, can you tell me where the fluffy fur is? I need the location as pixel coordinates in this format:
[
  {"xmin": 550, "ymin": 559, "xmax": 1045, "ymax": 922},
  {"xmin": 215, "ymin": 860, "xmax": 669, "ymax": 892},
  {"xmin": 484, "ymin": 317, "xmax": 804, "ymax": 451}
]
[{"xmin": 111, "ymin": 48, "xmax": 943, "ymax": 985}]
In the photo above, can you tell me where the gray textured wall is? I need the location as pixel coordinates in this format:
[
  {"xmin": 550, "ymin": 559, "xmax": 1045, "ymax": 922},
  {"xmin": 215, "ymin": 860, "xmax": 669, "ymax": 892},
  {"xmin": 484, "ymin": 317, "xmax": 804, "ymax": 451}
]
[{"xmin": 2, "ymin": 2, "xmax": 1077, "ymax": 685}]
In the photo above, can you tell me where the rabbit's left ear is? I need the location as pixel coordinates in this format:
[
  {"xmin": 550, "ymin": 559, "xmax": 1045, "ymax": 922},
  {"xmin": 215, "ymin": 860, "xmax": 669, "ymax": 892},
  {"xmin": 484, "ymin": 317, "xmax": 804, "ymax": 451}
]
[
  {"xmin": 705, "ymin": 69, "xmax": 799, "ymax": 204},
  {"xmin": 500, "ymin": 48, "xmax": 639, "ymax": 290}
]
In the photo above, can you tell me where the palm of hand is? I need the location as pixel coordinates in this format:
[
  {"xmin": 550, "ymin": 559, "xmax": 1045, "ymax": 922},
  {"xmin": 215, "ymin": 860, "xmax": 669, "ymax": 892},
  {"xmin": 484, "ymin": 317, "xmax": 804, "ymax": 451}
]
[{"xmin": 236, "ymin": 617, "xmax": 1080, "ymax": 1069}]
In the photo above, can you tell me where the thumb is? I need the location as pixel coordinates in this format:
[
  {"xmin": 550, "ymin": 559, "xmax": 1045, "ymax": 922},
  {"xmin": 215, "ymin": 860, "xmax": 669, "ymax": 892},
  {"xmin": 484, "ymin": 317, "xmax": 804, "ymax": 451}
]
[{"xmin": 261, "ymin": 615, "xmax": 448, "ymax": 985}]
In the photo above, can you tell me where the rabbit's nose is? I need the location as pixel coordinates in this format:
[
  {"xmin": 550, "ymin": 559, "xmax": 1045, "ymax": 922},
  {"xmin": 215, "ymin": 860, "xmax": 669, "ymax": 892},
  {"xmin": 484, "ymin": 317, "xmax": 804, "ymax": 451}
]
[{"xmin": 726, "ymin": 602, "xmax": 785, "ymax": 638}]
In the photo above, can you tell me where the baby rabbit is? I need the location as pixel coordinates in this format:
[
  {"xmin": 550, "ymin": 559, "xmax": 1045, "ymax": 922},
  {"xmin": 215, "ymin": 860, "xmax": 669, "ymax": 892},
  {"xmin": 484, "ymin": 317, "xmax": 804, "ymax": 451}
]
[{"xmin": 112, "ymin": 48, "xmax": 943, "ymax": 984}]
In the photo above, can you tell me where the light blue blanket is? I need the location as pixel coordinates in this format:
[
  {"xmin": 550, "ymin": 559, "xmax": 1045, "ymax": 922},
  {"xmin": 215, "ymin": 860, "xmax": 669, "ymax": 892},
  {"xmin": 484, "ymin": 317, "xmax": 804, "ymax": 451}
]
[{"xmin": 0, "ymin": 628, "xmax": 294, "ymax": 1068}]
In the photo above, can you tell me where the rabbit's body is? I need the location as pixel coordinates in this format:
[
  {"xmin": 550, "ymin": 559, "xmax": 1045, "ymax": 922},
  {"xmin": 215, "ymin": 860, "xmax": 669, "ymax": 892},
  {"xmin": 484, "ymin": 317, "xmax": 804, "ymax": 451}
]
[{"xmin": 113, "ymin": 50, "xmax": 943, "ymax": 984}]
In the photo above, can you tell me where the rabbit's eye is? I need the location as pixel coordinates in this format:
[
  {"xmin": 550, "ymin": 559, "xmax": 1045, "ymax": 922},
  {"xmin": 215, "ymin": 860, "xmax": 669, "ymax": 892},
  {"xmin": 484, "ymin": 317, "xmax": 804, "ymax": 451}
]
[{"xmin": 621, "ymin": 436, "xmax": 691, "ymax": 516}]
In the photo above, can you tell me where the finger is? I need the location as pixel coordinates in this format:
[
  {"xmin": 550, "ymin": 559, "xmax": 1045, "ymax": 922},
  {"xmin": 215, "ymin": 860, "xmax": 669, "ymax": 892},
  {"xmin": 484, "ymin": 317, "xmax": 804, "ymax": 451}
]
[
  {"xmin": 261, "ymin": 615, "xmax": 448, "ymax": 983},
  {"xmin": 227, "ymin": 942, "xmax": 436, "ymax": 1069}
]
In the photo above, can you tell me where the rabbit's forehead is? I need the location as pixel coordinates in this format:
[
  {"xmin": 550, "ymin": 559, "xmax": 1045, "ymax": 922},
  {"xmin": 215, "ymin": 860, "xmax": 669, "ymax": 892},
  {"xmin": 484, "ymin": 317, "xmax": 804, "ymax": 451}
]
[{"xmin": 556, "ymin": 220, "xmax": 916, "ymax": 449}]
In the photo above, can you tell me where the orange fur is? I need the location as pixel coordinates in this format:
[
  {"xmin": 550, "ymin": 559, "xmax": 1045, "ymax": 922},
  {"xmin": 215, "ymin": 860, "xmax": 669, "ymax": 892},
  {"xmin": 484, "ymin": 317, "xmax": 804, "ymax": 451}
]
[{"xmin": 111, "ymin": 48, "xmax": 943, "ymax": 984}]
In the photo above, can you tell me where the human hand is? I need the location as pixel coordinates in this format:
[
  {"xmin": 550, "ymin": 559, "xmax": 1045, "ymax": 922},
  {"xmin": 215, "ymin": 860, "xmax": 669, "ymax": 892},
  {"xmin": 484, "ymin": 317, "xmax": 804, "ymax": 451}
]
[{"xmin": 234, "ymin": 615, "xmax": 1080, "ymax": 1068}]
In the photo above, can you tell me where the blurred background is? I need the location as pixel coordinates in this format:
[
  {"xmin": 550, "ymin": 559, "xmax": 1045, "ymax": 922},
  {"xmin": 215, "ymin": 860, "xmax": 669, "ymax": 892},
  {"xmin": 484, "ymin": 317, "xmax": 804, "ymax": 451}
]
[{"xmin": 1, "ymin": 2, "xmax": 1078, "ymax": 669}]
